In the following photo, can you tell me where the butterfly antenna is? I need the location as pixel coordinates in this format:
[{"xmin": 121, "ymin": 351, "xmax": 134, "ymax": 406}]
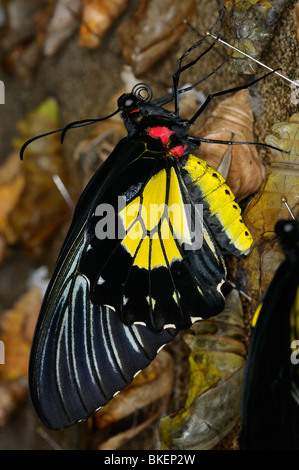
[
  {"xmin": 20, "ymin": 128, "xmax": 64, "ymax": 161},
  {"xmin": 60, "ymin": 108, "xmax": 119, "ymax": 144},
  {"xmin": 20, "ymin": 108, "xmax": 120, "ymax": 160}
]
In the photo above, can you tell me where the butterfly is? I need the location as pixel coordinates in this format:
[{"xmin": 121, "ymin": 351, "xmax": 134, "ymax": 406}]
[
  {"xmin": 240, "ymin": 218, "xmax": 299, "ymax": 450},
  {"xmin": 21, "ymin": 34, "xmax": 277, "ymax": 430}
]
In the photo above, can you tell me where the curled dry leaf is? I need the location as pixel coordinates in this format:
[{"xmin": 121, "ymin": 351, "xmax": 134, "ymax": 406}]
[
  {"xmin": 0, "ymin": 152, "xmax": 25, "ymax": 263},
  {"xmin": 6, "ymin": 98, "xmax": 69, "ymax": 256},
  {"xmin": 1, "ymin": 41, "xmax": 43, "ymax": 80},
  {"xmin": 191, "ymin": 89, "xmax": 265, "ymax": 201},
  {"xmin": 0, "ymin": 286, "xmax": 42, "ymax": 426},
  {"xmin": 78, "ymin": 0, "xmax": 128, "ymax": 49},
  {"xmin": 0, "ymin": 1, "xmax": 81, "ymax": 76},
  {"xmin": 118, "ymin": 0, "xmax": 195, "ymax": 77},
  {"xmin": 0, "ymin": 377, "xmax": 28, "ymax": 427},
  {"xmin": 242, "ymin": 113, "xmax": 299, "ymax": 298},
  {"xmin": 159, "ymin": 289, "xmax": 246, "ymax": 450},
  {"xmin": 44, "ymin": 0, "xmax": 81, "ymax": 56},
  {"xmin": 93, "ymin": 350, "xmax": 174, "ymax": 450},
  {"xmin": 216, "ymin": 0, "xmax": 289, "ymax": 74},
  {"xmin": 0, "ymin": 0, "xmax": 53, "ymax": 78}
]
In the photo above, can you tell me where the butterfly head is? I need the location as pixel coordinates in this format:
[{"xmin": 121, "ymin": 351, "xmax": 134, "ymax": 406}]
[
  {"xmin": 118, "ymin": 83, "xmax": 153, "ymax": 119},
  {"xmin": 118, "ymin": 92, "xmax": 142, "ymax": 123}
]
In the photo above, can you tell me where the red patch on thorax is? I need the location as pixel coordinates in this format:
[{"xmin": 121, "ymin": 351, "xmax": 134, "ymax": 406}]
[
  {"xmin": 148, "ymin": 126, "xmax": 174, "ymax": 146},
  {"xmin": 170, "ymin": 145, "xmax": 187, "ymax": 158},
  {"xmin": 148, "ymin": 126, "xmax": 187, "ymax": 159}
]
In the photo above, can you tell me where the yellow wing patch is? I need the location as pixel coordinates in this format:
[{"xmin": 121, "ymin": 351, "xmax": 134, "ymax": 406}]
[
  {"xmin": 140, "ymin": 170, "xmax": 167, "ymax": 232},
  {"xmin": 133, "ymin": 236, "xmax": 150, "ymax": 269},
  {"xmin": 252, "ymin": 301, "xmax": 263, "ymax": 328},
  {"xmin": 119, "ymin": 168, "xmax": 190, "ymax": 269},
  {"xmin": 168, "ymin": 167, "xmax": 192, "ymax": 245},
  {"xmin": 150, "ymin": 233, "xmax": 168, "ymax": 268},
  {"xmin": 159, "ymin": 217, "xmax": 181, "ymax": 264}
]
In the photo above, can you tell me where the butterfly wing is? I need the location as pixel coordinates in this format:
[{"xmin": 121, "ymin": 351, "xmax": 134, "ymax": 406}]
[
  {"xmin": 29, "ymin": 137, "xmax": 227, "ymax": 429},
  {"xmin": 29, "ymin": 137, "xmax": 177, "ymax": 429},
  {"xmin": 240, "ymin": 260, "xmax": 299, "ymax": 449}
]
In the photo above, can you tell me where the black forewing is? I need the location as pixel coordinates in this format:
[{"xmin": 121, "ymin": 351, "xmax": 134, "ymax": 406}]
[{"xmin": 240, "ymin": 260, "xmax": 299, "ymax": 450}]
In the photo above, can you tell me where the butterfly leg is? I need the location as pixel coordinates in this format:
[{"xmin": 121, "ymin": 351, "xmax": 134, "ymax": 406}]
[
  {"xmin": 172, "ymin": 34, "xmax": 217, "ymax": 115},
  {"xmin": 188, "ymin": 69, "xmax": 277, "ymax": 125},
  {"xmin": 185, "ymin": 68, "xmax": 287, "ymax": 154}
]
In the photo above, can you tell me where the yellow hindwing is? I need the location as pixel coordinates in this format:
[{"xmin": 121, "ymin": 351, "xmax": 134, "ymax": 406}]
[{"xmin": 183, "ymin": 154, "xmax": 253, "ymax": 254}]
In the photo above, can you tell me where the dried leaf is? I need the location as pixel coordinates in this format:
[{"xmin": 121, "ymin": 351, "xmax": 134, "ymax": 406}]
[
  {"xmin": 79, "ymin": 0, "xmax": 128, "ymax": 49},
  {"xmin": 0, "ymin": 152, "xmax": 25, "ymax": 262},
  {"xmin": 0, "ymin": 287, "xmax": 42, "ymax": 426},
  {"xmin": 0, "ymin": 0, "xmax": 48, "ymax": 78},
  {"xmin": 98, "ymin": 400, "xmax": 166, "ymax": 450},
  {"xmin": 6, "ymin": 0, "xmax": 43, "ymax": 31},
  {"xmin": 0, "ymin": 377, "xmax": 28, "ymax": 427},
  {"xmin": 242, "ymin": 113, "xmax": 299, "ymax": 297},
  {"xmin": 159, "ymin": 289, "xmax": 246, "ymax": 450},
  {"xmin": 0, "ymin": 1, "xmax": 81, "ymax": 76},
  {"xmin": 5, "ymin": 98, "xmax": 70, "ymax": 256},
  {"xmin": 94, "ymin": 350, "xmax": 174, "ymax": 450},
  {"xmin": 0, "ymin": 287, "xmax": 41, "ymax": 381},
  {"xmin": 118, "ymin": 0, "xmax": 195, "ymax": 76},
  {"xmin": 0, "ymin": 2, "xmax": 6, "ymax": 28},
  {"xmin": 44, "ymin": 0, "xmax": 81, "ymax": 56},
  {"xmin": 1, "ymin": 41, "xmax": 43, "ymax": 79},
  {"xmin": 192, "ymin": 89, "xmax": 265, "ymax": 201},
  {"xmin": 216, "ymin": 0, "xmax": 289, "ymax": 74},
  {"xmin": 0, "ymin": 236, "xmax": 9, "ymax": 265}
]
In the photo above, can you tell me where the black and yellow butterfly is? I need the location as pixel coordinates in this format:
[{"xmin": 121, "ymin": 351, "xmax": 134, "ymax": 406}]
[
  {"xmin": 21, "ymin": 35, "xmax": 274, "ymax": 430},
  {"xmin": 240, "ymin": 218, "xmax": 299, "ymax": 450}
]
